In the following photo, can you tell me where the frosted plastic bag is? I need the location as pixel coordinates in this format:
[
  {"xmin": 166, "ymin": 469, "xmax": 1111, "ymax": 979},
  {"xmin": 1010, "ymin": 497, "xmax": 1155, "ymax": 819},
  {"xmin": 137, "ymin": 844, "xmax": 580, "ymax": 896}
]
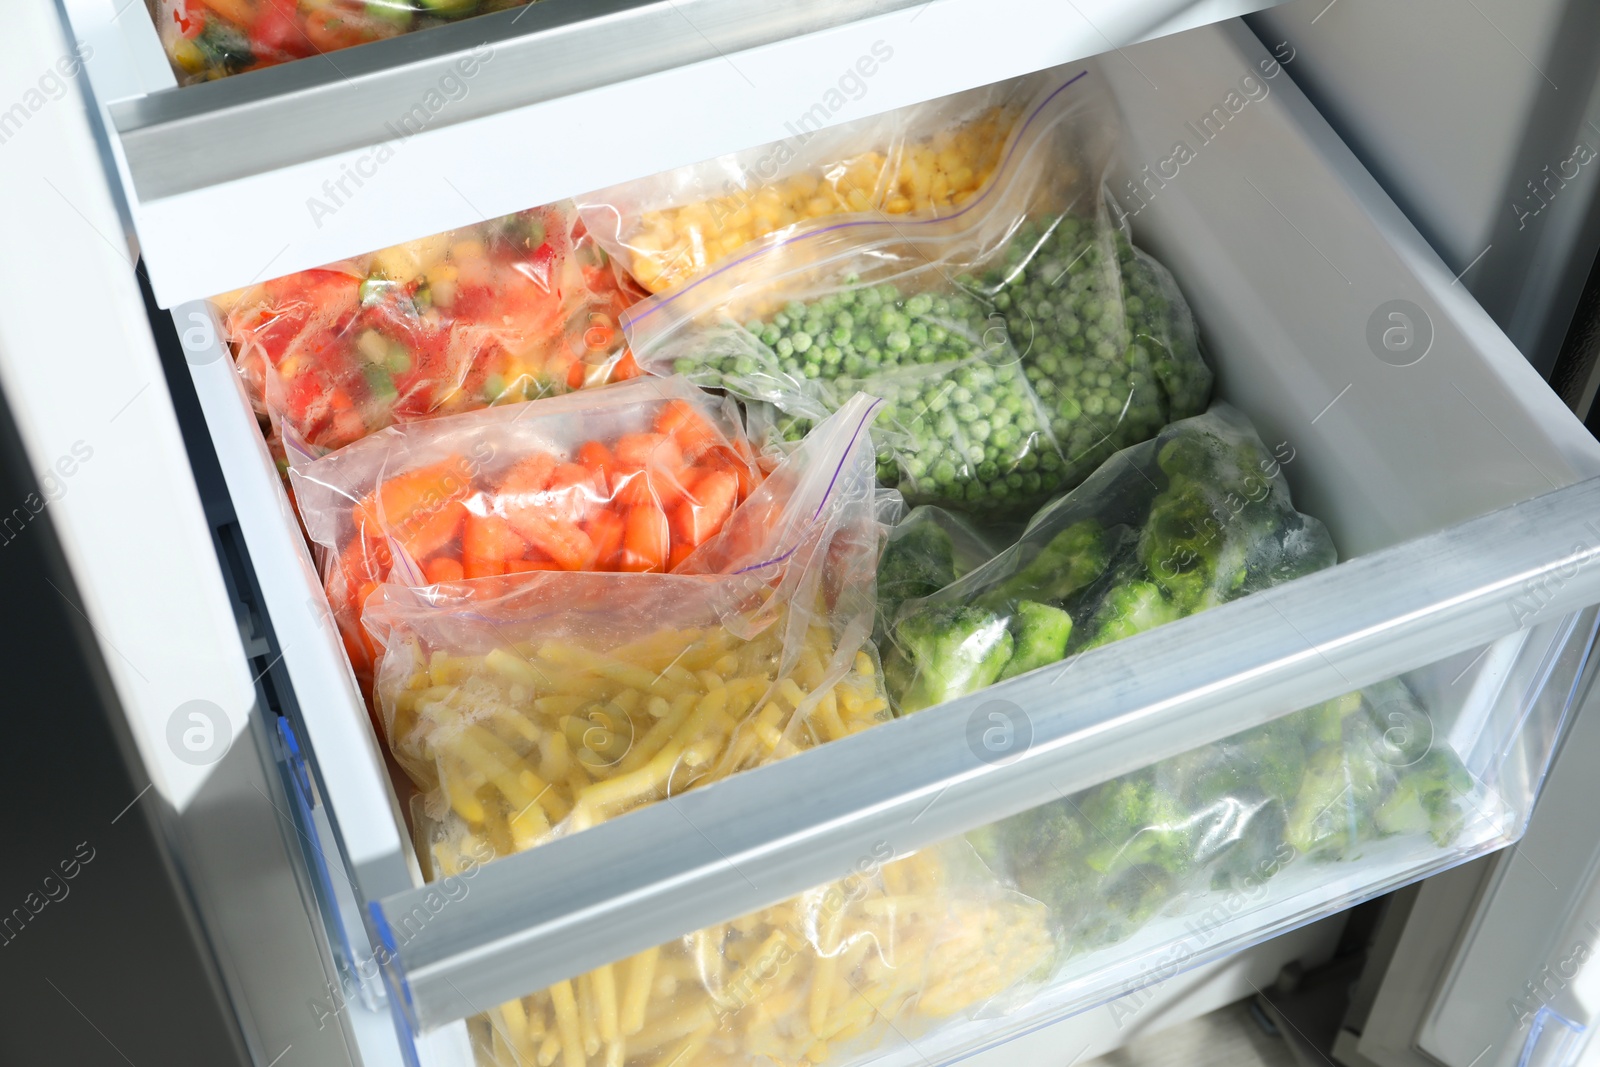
[
  {"xmin": 150, "ymin": 0, "xmax": 533, "ymax": 84},
  {"xmin": 882, "ymin": 404, "xmax": 1332, "ymax": 712},
  {"xmin": 291, "ymin": 376, "xmax": 759, "ymax": 707},
  {"xmin": 359, "ymin": 396, "xmax": 1055, "ymax": 1067},
  {"xmin": 576, "ymin": 76, "xmax": 1041, "ymax": 293},
  {"xmin": 216, "ymin": 202, "xmax": 643, "ymax": 462},
  {"xmin": 628, "ymin": 68, "xmax": 1210, "ymax": 517}
]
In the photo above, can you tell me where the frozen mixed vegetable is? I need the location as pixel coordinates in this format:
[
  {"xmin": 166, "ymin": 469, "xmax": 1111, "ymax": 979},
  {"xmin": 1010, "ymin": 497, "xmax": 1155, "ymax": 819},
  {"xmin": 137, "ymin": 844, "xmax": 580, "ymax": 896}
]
[
  {"xmin": 292, "ymin": 377, "xmax": 759, "ymax": 710},
  {"xmin": 151, "ymin": 0, "xmax": 530, "ymax": 83},
  {"xmin": 220, "ymin": 203, "xmax": 642, "ymax": 460}
]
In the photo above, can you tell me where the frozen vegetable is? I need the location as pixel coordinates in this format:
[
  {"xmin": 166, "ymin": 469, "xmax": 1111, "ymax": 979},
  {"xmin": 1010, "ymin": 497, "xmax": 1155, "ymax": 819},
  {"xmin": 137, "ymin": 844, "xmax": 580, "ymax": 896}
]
[
  {"xmin": 878, "ymin": 404, "xmax": 1478, "ymax": 954},
  {"xmin": 219, "ymin": 203, "xmax": 643, "ymax": 461},
  {"xmin": 629, "ymin": 71, "xmax": 1209, "ymax": 516},
  {"xmin": 459, "ymin": 843, "xmax": 1054, "ymax": 1067},
  {"xmin": 151, "ymin": 0, "xmax": 532, "ymax": 82},
  {"xmin": 969, "ymin": 682, "xmax": 1476, "ymax": 953},
  {"xmin": 291, "ymin": 376, "xmax": 759, "ymax": 709},
  {"xmin": 977, "ymin": 213, "xmax": 1211, "ymax": 475},
  {"xmin": 363, "ymin": 397, "xmax": 1054, "ymax": 1067},
  {"xmin": 874, "ymin": 505, "xmax": 995, "ymax": 631},
  {"xmin": 579, "ymin": 78, "xmax": 1039, "ymax": 293},
  {"xmin": 883, "ymin": 404, "xmax": 1331, "ymax": 710}
]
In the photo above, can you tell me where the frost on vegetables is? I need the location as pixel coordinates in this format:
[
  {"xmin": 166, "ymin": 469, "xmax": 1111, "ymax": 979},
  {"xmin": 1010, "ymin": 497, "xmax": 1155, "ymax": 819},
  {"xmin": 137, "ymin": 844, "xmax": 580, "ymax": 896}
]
[{"xmin": 217, "ymin": 203, "xmax": 643, "ymax": 459}]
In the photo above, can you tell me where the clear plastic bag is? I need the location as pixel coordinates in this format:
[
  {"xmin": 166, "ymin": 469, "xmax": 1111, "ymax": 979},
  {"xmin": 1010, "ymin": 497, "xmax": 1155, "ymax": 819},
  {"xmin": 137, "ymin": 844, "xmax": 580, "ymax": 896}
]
[
  {"xmin": 360, "ymin": 392, "xmax": 886, "ymax": 850},
  {"xmin": 627, "ymin": 69, "xmax": 1210, "ymax": 518},
  {"xmin": 461, "ymin": 838, "xmax": 1055, "ymax": 1067},
  {"xmin": 291, "ymin": 376, "xmax": 760, "ymax": 709},
  {"xmin": 358, "ymin": 396, "xmax": 1055, "ymax": 1067},
  {"xmin": 150, "ymin": 0, "xmax": 532, "ymax": 84},
  {"xmin": 882, "ymin": 404, "xmax": 1334, "ymax": 712},
  {"xmin": 878, "ymin": 402, "xmax": 1480, "ymax": 958},
  {"xmin": 875, "ymin": 505, "xmax": 998, "ymax": 636},
  {"xmin": 216, "ymin": 202, "xmax": 644, "ymax": 462},
  {"xmin": 576, "ymin": 77, "xmax": 1042, "ymax": 294},
  {"xmin": 969, "ymin": 679, "xmax": 1479, "ymax": 955}
]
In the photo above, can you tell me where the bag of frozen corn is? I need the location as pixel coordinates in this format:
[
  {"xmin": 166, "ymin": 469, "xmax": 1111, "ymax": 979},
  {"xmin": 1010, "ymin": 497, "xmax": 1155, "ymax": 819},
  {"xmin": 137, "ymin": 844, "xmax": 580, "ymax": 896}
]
[
  {"xmin": 291, "ymin": 375, "xmax": 760, "ymax": 713},
  {"xmin": 575, "ymin": 75, "xmax": 1049, "ymax": 295},
  {"xmin": 215, "ymin": 201, "xmax": 644, "ymax": 463},
  {"xmin": 361, "ymin": 395, "xmax": 1055, "ymax": 1067}
]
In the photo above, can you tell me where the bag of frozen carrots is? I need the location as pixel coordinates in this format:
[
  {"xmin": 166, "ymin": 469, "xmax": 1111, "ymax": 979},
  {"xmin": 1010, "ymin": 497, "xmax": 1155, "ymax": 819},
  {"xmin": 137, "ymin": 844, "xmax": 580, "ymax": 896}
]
[
  {"xmin": 361, "ymin": 394, "xmax": 1055, "ymax": 1067},
  {"xmin": 291, "ymin": 376, "xmax": 761, "ymax": 708},
  {"xmin": 214, "ymin": 201, "xmax": 645, "ymax": 463}
]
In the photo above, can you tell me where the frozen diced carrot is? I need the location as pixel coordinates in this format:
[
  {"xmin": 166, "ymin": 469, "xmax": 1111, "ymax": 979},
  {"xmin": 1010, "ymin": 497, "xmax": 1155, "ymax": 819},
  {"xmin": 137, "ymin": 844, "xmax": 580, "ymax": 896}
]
[
  {"xmin": 463, "ymin": 512, "xmax": 527, "ymax": 562},
  {"xmin": 423, "ymin": 557, "xmax": 465, "ymax": 584},
  {"xmin": 619, "ymin": 504, "xmax": 669, "ymax": 573}
]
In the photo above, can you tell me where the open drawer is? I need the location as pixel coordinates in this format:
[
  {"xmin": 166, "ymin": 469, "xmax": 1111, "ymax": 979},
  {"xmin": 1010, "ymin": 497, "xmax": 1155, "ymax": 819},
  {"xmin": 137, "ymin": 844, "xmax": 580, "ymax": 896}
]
[
  {"xmin": 63, "ymin": 0, "xmax": 1293, "ymax": 307},
  {"xmin": 174, "ymin": 16, "xmax": 1600, "ymax": 1067}
]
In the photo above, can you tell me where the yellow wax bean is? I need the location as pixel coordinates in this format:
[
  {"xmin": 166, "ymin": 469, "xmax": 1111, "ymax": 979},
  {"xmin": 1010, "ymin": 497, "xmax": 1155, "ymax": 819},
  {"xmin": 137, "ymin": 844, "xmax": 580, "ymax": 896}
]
[
  {"xmin": 485, "ymin": 647, "xmax": 543, "ymax": 689},
  {"xmin": 593, "ymin": 964, "xmax": 620, "ymax": 1047},
  {"xmin": 578, "ymin": 973, "xmax": 601, "ymax": 1057},
  {"xmin": 549, "ymin": 980, "xmax": 584, "ymax": 1067},
  {"xmin": 620, "ymin": 947, "xmax": 660, "ymax": 1036}
]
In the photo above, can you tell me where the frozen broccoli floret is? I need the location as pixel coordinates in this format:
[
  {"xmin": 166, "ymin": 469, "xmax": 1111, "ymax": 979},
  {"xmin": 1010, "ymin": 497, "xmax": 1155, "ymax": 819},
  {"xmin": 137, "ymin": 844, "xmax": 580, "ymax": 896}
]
[
  {"xmin": 878, "ymin": 521, "xmax": 958, "ymax": 624},
  {"xmin": 998, "ymin": 601, "xmax": 1073, "ymax": 680},
  {"xmin": 1374, "ymin": 748, "xmax": 1474, "ymax": 846},
  {"xmin": 886, "ymin": 604, "xmax": 1015, "ymax": 713},
  {"xmin": 983, "ymin": 520, "xmax": 1112, "ymax": 608},
  {"xmin": 1079, "ymin": 776, "xmax": 1194, "ymax": 876},
  {"xmin": 1083, "ymin": 580, "xmax": 1183, "ymax": 649},
  {"xmin": 1285, "ymin": 742, "xmax": 1387, "ymax": 860}
]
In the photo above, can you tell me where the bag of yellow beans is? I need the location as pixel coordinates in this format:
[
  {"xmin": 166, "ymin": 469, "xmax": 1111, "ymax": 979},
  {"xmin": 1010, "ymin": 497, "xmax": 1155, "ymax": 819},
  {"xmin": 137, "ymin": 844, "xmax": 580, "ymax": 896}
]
[
  {"xmin": 576, "ymin": 74, "xmax": 1056, "ymax": 295},
  {"xmin": 363, "ymin": 394, "xmax": 1055, "ymax": 1067}
]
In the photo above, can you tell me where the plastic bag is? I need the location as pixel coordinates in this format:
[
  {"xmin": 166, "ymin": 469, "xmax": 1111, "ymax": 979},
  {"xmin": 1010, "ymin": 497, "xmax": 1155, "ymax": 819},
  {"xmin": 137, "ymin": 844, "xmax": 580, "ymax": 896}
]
[
  {"xmin": 291, "ymin": 376, "xmax": 760, "ymax": 708},
  {"xmin": 358, "ymin": 396, "xmax": 1054, "ymax": 1067},
  {"xmin": 969, "ymin": 679, "xmax": 1477, "ymax": 955},
  {"xmin": 576, "ymin": 77, "xmax": 1041, "ymax": 293},
  {"xmin": 150, "ymin": 0, "xmax": 532, "ymax": 84},
  {"xmin": 875, "ymin": 505, "xmax": 998, "ymax": 635},
  {"xmin": 461, "ymin": 838, "xmax": 1055, "ymax": 1067},
  {"xmin": 361, "ymin": 392, "xmax": 886, "ymax": 849},
  {"xmin": 216, "ymin": 201, "xmax": 644, "ymax": 462},
  {"xmin": 882, "ymin": 404, "xmax": 1333, "ymax": 712},
  {"xmin": 878, "ymin": 403, "xmax": 1477, "ymax": 956},
  {"xmin": 628, "ymin": 69, "xmax": 1210, "ymax": 518}
]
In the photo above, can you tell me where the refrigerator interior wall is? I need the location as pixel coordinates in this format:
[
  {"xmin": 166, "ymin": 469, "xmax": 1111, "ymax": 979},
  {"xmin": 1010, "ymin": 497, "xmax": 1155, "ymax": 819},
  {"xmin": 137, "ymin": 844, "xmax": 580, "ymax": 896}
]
[
  {"xmin": 162, "ymin": 17, "xmax": 1600, "ymax": 1067},
  {"xmin": 1249, "ymin": 0, "xmax": 1600, "ymax": 389}
]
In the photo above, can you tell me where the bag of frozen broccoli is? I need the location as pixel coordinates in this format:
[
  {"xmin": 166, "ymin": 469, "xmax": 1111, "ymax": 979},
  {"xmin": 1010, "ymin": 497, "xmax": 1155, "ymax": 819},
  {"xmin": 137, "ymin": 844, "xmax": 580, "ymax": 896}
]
[
  {"xmin": 881, "ymin": 403, "xmax": 1329, "ymax": 712},
  {"xmin": 882, "ymin": 402, "xmax": 1478, "ymax": 955},
  {"xmin": 626, "ymin": 66, "xmax": 1211, "ymax": 519}
]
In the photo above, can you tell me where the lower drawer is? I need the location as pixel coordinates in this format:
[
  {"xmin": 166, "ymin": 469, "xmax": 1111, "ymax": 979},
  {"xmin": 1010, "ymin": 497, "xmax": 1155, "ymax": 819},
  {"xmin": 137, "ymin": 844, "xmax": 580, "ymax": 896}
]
[{"xmin": 175, "ymin": 16, "xmax": 1600, "ymax": 1067}]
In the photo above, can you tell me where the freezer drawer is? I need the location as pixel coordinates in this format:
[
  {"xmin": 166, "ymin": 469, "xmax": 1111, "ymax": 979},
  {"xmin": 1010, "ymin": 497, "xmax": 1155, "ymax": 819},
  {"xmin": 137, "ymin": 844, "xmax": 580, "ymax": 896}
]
[
  {"xmin": 62, "ymin": 0, "xmax": 1294, "ymax": 306},
  {"xmin": 173, "ymin": 16, "xmax": 1600, "ymax": 1067}
]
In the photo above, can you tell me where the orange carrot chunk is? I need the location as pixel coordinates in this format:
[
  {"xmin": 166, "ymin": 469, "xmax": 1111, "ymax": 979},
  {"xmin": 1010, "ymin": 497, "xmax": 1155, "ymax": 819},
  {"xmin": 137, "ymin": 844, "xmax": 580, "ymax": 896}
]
[{"xmin": 619, "ymin": 504, "xmax": 669, "ymax": 573}]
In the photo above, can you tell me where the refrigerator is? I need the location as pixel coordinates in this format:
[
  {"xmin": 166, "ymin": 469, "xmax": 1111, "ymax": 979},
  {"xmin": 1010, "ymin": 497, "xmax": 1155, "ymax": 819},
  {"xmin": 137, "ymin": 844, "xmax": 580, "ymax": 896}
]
[{"xmin": 4, "ymin": 0, "xmax": 1600, "ymax": 1065}]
